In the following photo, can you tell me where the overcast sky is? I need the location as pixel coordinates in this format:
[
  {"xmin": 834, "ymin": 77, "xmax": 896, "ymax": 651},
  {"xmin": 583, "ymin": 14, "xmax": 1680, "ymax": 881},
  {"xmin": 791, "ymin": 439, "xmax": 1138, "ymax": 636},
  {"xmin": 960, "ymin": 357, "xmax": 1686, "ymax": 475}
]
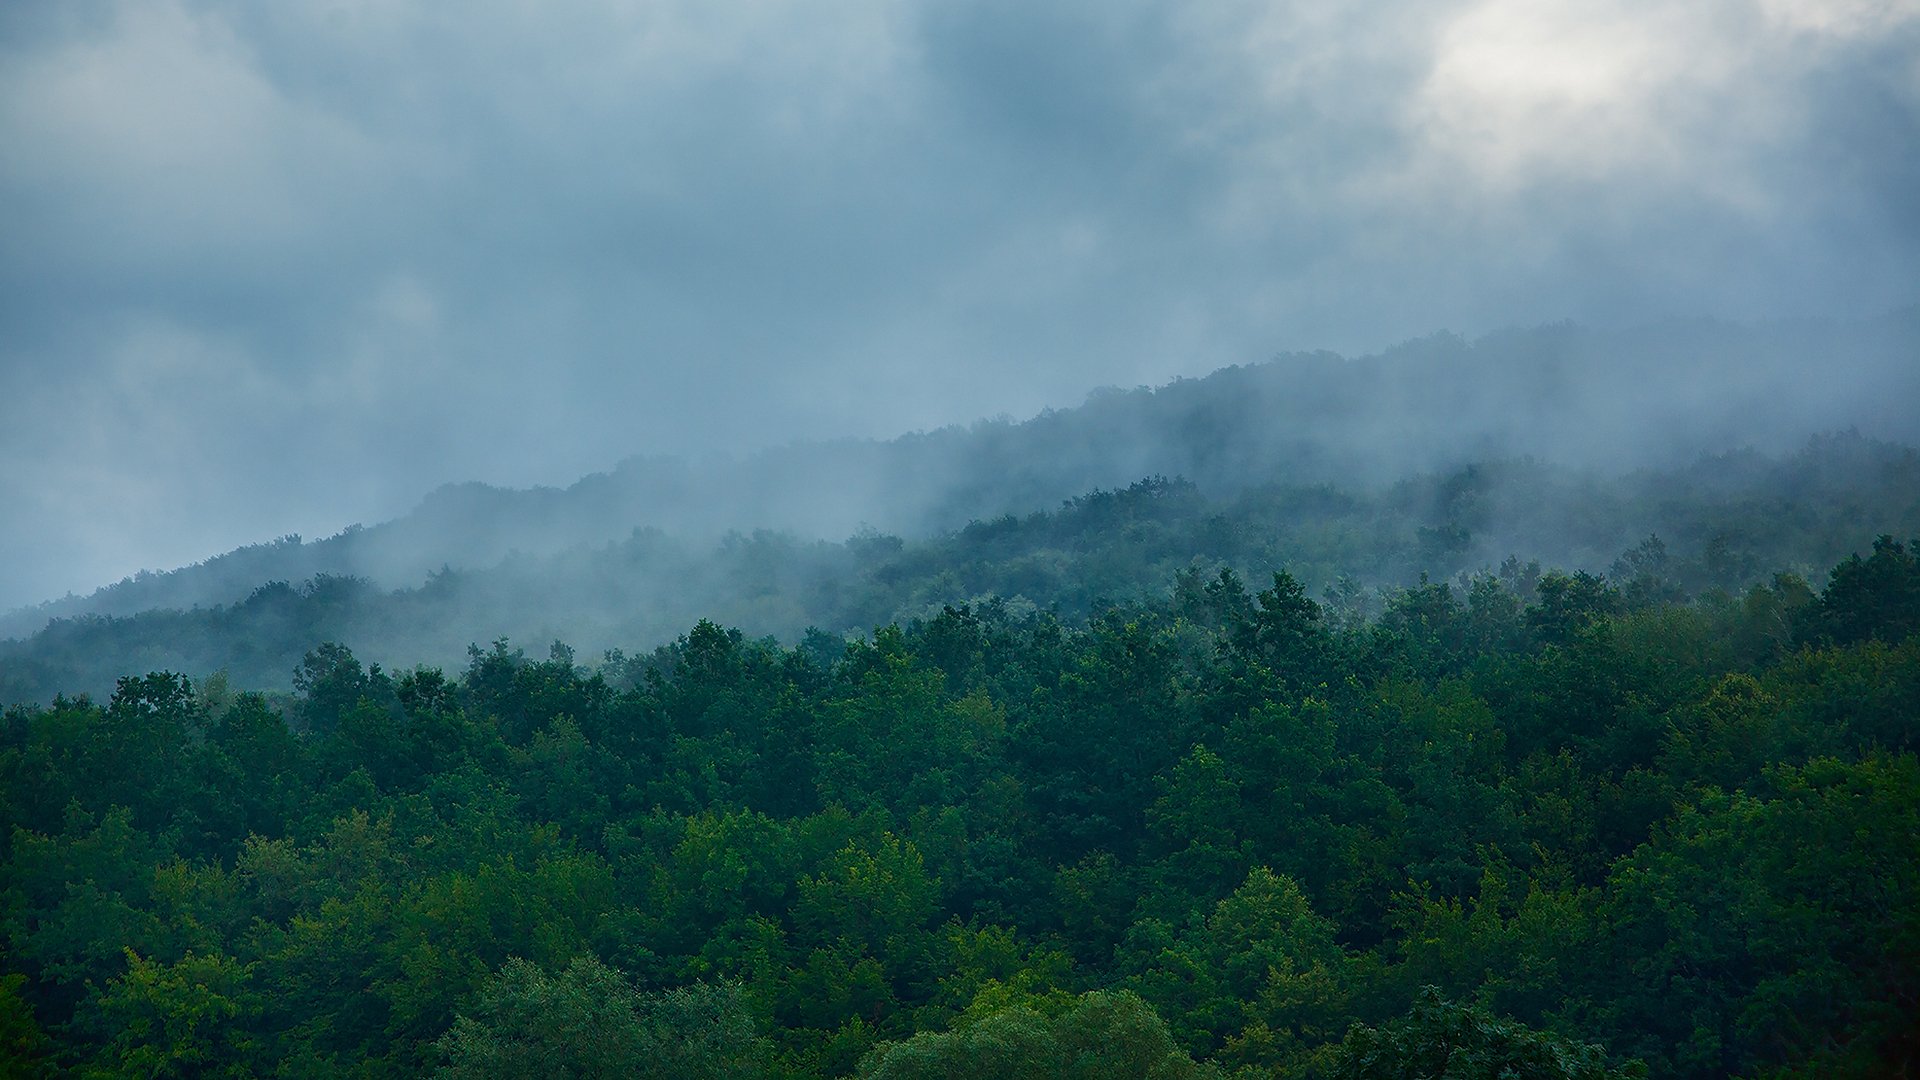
[{"xmin": 2, "ymin": 0, "xmax": 1916, "ymax": 611}]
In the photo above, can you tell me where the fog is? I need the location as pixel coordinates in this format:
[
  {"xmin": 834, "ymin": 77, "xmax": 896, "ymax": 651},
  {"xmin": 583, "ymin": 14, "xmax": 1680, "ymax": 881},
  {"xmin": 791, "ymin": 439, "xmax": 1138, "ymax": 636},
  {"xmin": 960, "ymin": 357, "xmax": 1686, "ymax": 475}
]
[
  {"xmin": 3, "ymin": 0, "xmax": 1918, "ymax": 614},
  {"xmin": 4, "ymin": 314, "xmax": 1916, "ymax": 674}
]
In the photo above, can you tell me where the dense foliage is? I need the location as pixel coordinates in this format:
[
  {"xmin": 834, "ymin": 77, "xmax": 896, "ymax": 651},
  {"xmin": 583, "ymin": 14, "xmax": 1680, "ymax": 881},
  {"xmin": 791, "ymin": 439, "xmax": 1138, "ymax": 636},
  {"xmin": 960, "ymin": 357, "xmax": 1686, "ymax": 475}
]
[{"xmin": 4, "ymin": 532, "xmax": 1916, "ymax": 1077}]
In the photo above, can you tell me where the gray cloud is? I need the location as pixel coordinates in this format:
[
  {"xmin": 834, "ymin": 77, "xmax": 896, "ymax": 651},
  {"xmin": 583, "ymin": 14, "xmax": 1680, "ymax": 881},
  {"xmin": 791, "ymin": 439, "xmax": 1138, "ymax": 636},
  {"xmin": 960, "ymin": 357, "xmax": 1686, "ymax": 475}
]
[{"xmin": 2, "ymin": 0, "xmax": 1916, "ymax": 611}]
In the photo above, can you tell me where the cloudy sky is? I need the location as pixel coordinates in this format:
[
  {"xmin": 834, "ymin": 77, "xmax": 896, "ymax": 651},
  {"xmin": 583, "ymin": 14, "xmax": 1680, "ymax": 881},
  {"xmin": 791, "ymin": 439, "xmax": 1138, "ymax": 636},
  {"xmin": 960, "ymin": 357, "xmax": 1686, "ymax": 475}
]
[{"xmin": 1, "ymin": 0, "xmax": 1916, "ymax": 610}]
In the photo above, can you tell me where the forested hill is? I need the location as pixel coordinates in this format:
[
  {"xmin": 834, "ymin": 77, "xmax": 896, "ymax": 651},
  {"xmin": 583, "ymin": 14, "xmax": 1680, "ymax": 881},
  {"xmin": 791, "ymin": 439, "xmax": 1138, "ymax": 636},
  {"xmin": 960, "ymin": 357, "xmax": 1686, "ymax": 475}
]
[
  {"xmin": 3, "ymin": 534, "xmax": 1916, "ymax": 1076},
  {"xmin": 6, "ymin": 313, "xmax": 1916, "ymax": 638},
  {"xmin": 4, "ymin": 326, "xmax": 1917, "ymax": 1074},
  {"xmin": 3, "ymin": 432, "xmax": 1919, "ymax": 703}
]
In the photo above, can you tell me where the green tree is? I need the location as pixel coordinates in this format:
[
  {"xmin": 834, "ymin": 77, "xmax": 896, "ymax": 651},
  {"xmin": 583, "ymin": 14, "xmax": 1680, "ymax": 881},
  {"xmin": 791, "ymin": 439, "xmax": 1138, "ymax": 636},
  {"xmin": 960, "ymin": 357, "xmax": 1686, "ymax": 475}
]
[
  {"xmin": 1123, "ymin": 866, "xmax": 1354, "ymax": 1070},
  {"xmin": 80, "ymin": 950, "xmax": 262, "ymax": 1079},
  {"xmin": 292, "ymin": 642, "xmax": 378, "ymax": 736},
  {"xmin": 1802, "ymin": 535, "xmax": 1920, "ymax": 646},
  {"xmin": 793, "ymin": 832, "xmax": 938, "ymax": 978},
  {"xmin": 858, "ymin": 989, "xmax": 1221, "ymax": 1080},
  {"xmin": 0, "ymin": 973, "xmax": 54, "ymax": 1079},
  {"xmin": 1226, "ymin": 571, "xmax": 1339, "ymax": 698},
  {"xmin": 1332, "ymin": 987, "xmax": 1640, "ymax": 1079},
  {"xmin": 1527, "ymin": 572, "xmax": 1618, "ymax": 649},
  {"xmin": 435, "ymin": 956, "xmax": 766, "ymax": 1080},
  {"xmin": 1143, "ymin": 744, "xmax": 1250, "ymax": 915},
  {"xmin": 1593, "ymin": 755, "xmax": 1920, "ymax": 1078}
]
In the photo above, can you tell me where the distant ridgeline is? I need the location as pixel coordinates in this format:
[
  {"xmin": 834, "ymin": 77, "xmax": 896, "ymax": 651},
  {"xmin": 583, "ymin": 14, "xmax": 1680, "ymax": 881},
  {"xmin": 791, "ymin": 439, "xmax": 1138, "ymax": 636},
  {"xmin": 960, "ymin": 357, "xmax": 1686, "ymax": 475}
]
[
  {"xmin": 1, "ymin": 428, "xmax": 1918, "ymax": 702},
  {"xmin": 1, "ymin": 533, "xmax": 1916, "ymax": 1076},
  {"xmin": 4, "ymin": 313, "xmax": 1917, "ymax": 644}
]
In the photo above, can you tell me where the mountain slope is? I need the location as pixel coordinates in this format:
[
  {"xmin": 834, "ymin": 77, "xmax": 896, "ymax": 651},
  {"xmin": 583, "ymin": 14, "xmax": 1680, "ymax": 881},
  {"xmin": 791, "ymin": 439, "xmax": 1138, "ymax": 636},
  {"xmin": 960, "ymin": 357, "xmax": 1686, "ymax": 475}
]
[
  {"xmin": 4, "ymin": 313, "xmax": 1915, "ymax": 645},
  {"xmin": 4, "ymin": 432, "xmax": 1918, "ymax": 703}
]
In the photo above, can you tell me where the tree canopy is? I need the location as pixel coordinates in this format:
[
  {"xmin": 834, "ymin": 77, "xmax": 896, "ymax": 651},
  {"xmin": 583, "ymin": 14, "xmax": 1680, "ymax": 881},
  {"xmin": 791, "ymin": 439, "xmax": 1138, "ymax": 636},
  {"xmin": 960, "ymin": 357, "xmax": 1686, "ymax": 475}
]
[{"xmin": 1, "ymin": 529, "xmax": 1916, "ymax": 1077}]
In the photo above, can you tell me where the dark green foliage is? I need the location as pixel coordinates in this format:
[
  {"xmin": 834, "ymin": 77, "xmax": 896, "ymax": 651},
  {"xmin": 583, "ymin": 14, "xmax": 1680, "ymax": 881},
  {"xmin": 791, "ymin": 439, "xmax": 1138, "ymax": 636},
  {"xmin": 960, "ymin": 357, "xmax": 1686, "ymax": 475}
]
[
  {"xmin": 1592, "ymin": 755, "xmax": 1920, "ymax": 1077},
  {"xmin": 857, "ymin": 989, "xmax": 1220, "ymax": 1080},
  {"xmin": 1800, "ymin": 534, "xmax": 1920, "ymax": 646},
  {"xmin": 78, "ymin": 949, "xmax": 264, "ymax": 1079},
  {"xmin": 435, "ymin": 957, "xmax": 766, "ymax": 1080},
  {"xmin": 1333, "ymin": 988, "xmax": 1640, "ymax": 1079},
  {"xmin": 1, "ymin": 534, "xmax": 1916, "ymax": 1077},
  {"xmin": 0, "ymin": 973, "xmax": 54, "ymax": 1078},
  {"xmin": 1527, "ymin": 572, "xmax": 1619, "ymax": 648}
]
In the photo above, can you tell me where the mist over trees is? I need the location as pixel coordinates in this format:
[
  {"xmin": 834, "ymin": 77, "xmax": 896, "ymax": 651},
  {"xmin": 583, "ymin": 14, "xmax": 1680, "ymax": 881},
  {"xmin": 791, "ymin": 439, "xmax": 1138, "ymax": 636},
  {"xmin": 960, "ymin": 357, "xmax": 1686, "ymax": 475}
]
[
  {"xmin": 4, "ymin": 316, "xmax": 1918, "ymax": 701},
  {"xmin": 3, "ymin": 319, "xmax": 1918, "ymax": 1076},
  {"xmin": 6, "ymin": 0, "xmax": 1916, "ymax": 1072},
  {"xmin": 2, "ymin": 430, "xmax": 1916, "ymax": 705},
  {"xmin": 5, "ymin": 314, "xmax": 1915, "ymax": 642}
]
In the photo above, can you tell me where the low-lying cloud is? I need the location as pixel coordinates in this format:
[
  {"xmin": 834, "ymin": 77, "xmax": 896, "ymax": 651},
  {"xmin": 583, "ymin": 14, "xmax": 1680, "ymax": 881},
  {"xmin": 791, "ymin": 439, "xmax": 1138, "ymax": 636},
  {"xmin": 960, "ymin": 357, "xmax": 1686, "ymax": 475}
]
[{"xmin": 1, "ymin": 0, "xmax": 1915, "ymax": 611}]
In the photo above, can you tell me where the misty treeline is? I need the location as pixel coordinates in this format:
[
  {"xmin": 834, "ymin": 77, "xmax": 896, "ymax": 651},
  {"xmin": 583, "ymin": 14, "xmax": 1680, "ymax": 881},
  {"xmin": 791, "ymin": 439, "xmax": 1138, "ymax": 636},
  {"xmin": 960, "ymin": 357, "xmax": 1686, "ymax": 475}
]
[
  {"xmin": 4, "ymin": 429, "xmax": 1917, "ymax": 705},
  {"xmin": 7, "ymin": 314, "xmax": 1916, "ymax": 642},
  {"xmin": 4, "ymin": 536, "xmax": 1918, "ymax": 1077}
]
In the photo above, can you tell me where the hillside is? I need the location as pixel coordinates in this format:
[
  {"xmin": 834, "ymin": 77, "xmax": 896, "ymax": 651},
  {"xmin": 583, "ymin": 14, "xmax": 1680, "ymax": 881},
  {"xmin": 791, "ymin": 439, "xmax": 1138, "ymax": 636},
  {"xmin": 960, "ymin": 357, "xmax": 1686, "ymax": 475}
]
[
  {"xmin": 3, "ymin": 431, "xmax": 1917, "ymax": 704},
  {"xmin": 6, "ymin": 314, "xmax": 1916, "ymax": 644},
  {"xmin": 4, "ymin": 527, "xmax": 1916, "ymax": 1077}
]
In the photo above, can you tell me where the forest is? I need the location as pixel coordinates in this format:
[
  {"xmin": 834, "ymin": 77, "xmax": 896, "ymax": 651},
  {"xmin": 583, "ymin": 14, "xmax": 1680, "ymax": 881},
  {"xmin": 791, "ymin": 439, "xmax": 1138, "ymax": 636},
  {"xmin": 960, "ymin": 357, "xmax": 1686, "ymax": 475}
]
[
  {"xmin": 3, "ymin": 526, "xmax": 1916, "ymax": 1076},
  {"xmin": 10, "ymin": 315, "xmax": 1917, "ymax": 648},
  {"xmin": 5, "ymin": 429, "xmax": 1918, "ymax": 706},
  {"xmin": 4, "ymin": 328, "xmax": 1917, "ymax": 1079},
  {"xmin": 7, "ymin": 1, "xmax": 1917, "ymax": 1075}
]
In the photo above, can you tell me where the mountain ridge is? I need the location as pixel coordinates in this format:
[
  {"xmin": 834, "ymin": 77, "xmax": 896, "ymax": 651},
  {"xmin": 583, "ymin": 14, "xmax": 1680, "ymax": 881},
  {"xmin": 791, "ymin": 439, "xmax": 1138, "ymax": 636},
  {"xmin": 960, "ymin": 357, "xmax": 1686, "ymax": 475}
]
[{"xmin": 5, "ymin": 313, "xmax": 1915, "ymax": 643}]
